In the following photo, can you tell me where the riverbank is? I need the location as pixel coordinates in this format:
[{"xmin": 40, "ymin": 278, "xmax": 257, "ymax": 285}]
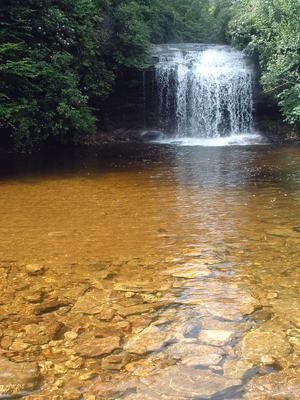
[
  {"xmin": 256, "ymin": 118, "xmax": 300, "ymax": 145},
  {"xmin": 83, "ymin": 121, "xmax": 300, "ymax": 148}
]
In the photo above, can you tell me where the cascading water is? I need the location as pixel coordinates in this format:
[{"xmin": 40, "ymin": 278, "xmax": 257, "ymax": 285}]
[{"xmin": 154, "ymin": 44, "xmax": 254, "ymax": 138}]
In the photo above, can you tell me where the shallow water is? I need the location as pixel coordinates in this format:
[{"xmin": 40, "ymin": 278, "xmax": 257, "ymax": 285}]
[{"xmin": 0, "ymin": 143, "xmax": 300, "ymax": 399}]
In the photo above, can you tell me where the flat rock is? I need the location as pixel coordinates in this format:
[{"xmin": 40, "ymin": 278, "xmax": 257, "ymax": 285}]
[
  {"xmin": 114, "ymin": 282, "xmax": 171, "ymax": 293},
  {"xmin": 0, "ymin": 358, "xmax": 40, "ymax": 397},
  {"xmin": 223, "ymin": 359, "xmax": 253, "ymax": 379},
  {"xmin": 205, "ymin": 295, "xmax": 258, "ymax": 320},
  {"xmin": 272, "ymin": 298, "xmax": 300, "ymax": 328},
  {"xmin": 114, "ymin": 302, "xmax": 165, "ymax": 317},
  {"xmin": 124, "ymin": 326, "xmax": 175, "ymax": 355},
  {"xmin": 22, "ymin": 322, "xmax": 64, "ymax": 345},
  {"xmin": 72, "ymin": 291, "xmax": 114, "ymax": 319},
  {"xmin": 141, "ymin": 365, "xmax": 241, "ymax": 398},
  {"xmin": 74, "ymin": 336, "xmax": 120, "ymax": 358},
  {"xmin": 241, "ymin": 330, "xmax": 292, "ymax": 365},
  {"xmin": 124, "ymin": 353, "xmax": 171, "ymax": 377},
  {"xmin": 167, "ymin": 342, "xmax": 224, "ymax": 366},
  {"xmin": 244, "ymin": 369, "xmax": 300, "ymax": 399},
  {"xmin": 198, "ymin": 329, "xmax": 235, "ymax": 346}
]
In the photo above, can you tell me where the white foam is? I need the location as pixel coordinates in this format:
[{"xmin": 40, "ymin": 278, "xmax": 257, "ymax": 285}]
[
  {"xmin": 155, "ymin": 45, "xmax": 254, "ymax": 138},
  {"xmin": 152, "ymin": 132, "xmax": 267, "ymax": 147}
]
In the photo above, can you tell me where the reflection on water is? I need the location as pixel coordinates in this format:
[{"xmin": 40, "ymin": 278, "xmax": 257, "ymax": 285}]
[{"xmin": 0, "ymin": 143, "xmax": 300, "ymax": 399}]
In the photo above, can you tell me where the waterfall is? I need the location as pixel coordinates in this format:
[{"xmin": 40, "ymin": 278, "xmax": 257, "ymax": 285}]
[{"xmin": 154, "ymin": 44, "xmax": 254, "ymax": 138}]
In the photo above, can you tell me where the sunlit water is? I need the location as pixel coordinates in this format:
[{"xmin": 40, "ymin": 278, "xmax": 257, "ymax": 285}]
[{"xmin": 0, "ymin": 143, "xmax": 300, "ymax": 399}]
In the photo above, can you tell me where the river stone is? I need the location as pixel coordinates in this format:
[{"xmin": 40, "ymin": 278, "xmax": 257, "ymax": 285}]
[
  {"xmin": 74, "ymin": 336, "xmax": 120, "ymax": 358},
  {"xmin": 101, "ymin": 353, "xmax": 130, "ymax": 371},
  {"xmin": 266, "ymin": 228, "xmax": 300, "ymax": 239},
  {"xmin": 22, "ymin": 322, "xmax": 64, "ymax": 345},
  {"xmin": 124, "ymin": 326, "xmax": 175, "ymax": 355},
  {"xmin": 223, "ymin": 359, "xmax": 253, "ymax": 379},
  {"xmin": 244, "ymin": 369, "xmax": 300, "ymax": 399},
  {"xmin": 114, "ymin": 302, "xmax": 165, "ymax": 317},
  {"xmin": 241, "ymin": 331, "xmax": 292, "ymax": 365},
  {"xmin": 205, "ymin": 295, "xmax": 258, "ymax": 320},
  {"xmin": 198, "ymin": 329, "xmax": 235, "ymax": 346},
  {"xmin": 34, "ymin": 298, "xmax": 69, "ymax": 315},
  {"xmin": 25, "ymin": 263, "xmax": 45, "ymax": 276},
  {"xmin": 141, "ymin": 365, "xmax": 241, "ymax": 398},
  {"xmin": 0, "ymin": 358, "xmax": 40, "ymax": 397},
  {"xmin": 167, "ymin": 342, "xmax": 224, "ymax": 366},
  {"xmin": 23, "ymin": 290, "xmax": 44, "ymax": 303},
  {"xmin": 170, "ymin": 266, "xmax": 211, "ymax": 279},
  {"xmin": 72, "ymin": 290, "xmax": 114, "ymax": 319},
  {"xmin": 114, "ymin": 282, "xmax": 171, "ymax": 293},
  {"xmin": 272, "ymin": 298, "xmax": 300, "ymax": 328}
]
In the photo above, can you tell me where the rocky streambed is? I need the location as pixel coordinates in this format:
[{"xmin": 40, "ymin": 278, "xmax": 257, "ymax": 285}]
[{"xmin": 1, "ymin": 248, "xmax": 299, "ymax": 400}]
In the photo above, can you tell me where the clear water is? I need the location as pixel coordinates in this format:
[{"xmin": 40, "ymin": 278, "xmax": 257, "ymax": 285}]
[{"xmin": 0, "ymin": 144, "xmax": 300, "ymax": 399}]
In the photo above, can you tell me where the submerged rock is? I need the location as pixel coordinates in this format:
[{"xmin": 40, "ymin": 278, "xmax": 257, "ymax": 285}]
[
  {"xmin": 167, "ymin": 342, "xmax": 224, "ymax": 366},
  {"xmin": 223, "ymin": 359, "xmax": 253, "ymax": 379},
  {"xmin": 124, "ymin": 326, "xmax": 175, "ymax": 355},
  {"xmin": 74, "ymin": 336, "xmax": 120, "ymax": 358},
  {"xmin": 141, "ymin": 365, "xmax": 241, "ymax": 398},
  {"xmin": 25, "ymin": 263, "xmax": 45, "ymax": 276},
  {"xmin": 244, "ymin": 368, "xmax": 300, "ymax": 399},
  {"xmin": 241, "ymin": 330, "xmax": 292, "ymax": 365},
  {"xmin": 34, "ymin": 298, "xmax": 69, "ymax": 315},
  {"xmin": 198, "ymin": 329, "xmax": 235, "ymax": 346},
  {"xmin": 101, "ymin": 353, "xmax": 130, "ymax": 371},
  {"xmin": 72, "ymin": 290, "xmax": 114, "ymax": 320},
  {"xmin": 114, "ymin": 302, "xmax": 165, "ymax": 318},
  {"xmin": 0, "ymin": 358, "xmax": 40, "ymax": 397}
]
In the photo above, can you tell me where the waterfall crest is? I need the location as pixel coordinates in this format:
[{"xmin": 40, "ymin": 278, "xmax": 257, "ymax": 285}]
[{"xmin": 154, "ymin": 44, "xmax": 254, "ymax": 138}]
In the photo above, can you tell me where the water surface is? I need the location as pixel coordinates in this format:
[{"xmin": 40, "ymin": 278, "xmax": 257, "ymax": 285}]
[{"xmin": 0, "ymin": 143, "xmax": 300, "ymax": 399}]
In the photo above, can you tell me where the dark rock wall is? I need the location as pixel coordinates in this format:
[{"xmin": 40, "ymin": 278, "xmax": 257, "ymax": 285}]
[{"xmin": 99, "ymin": 67, "xmax": 157, "ymax": 133}]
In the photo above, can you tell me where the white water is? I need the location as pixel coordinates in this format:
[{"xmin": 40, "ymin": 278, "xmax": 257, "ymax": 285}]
[
  {"xmin": 152, "ymin": 132, "xmax": 266, "ymax": 147},
  {"xmin": 154, "ymin": 44, "xmax": 255, "ymax": 140}
]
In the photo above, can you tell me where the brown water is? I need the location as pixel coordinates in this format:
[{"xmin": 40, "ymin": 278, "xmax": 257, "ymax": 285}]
[{"xmin": 0, "ymin": 143, "xmax": 300, "ymax": 399}]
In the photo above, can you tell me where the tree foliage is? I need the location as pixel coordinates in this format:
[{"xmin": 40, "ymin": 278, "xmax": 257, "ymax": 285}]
[
  {"xmin": 229, "ymin": 0, "xmax": 300, "ymax": 126},
  {"xmin": 3, "ymin": 0, "xmax": 299, "ymax": 150},
  {"xmin": 1, "ymin": 0, "xmax": 231, "ymax": 151}
]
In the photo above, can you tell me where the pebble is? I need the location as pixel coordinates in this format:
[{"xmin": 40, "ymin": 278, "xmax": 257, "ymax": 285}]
[
  {"xmin": 64, "ymin": 331, "xmax": 79, "ymax": 341},
  {"xmin": 25, "ymin": 263, "xmax": 45, "ymax": 276},
  {"xmin": 261, "ymin": 355, "xmax": 276, "ymax": 365}
]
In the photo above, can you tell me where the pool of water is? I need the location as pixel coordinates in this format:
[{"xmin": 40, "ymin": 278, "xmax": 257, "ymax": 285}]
[{"xmin": 0, "ymin": 142, "xmax": 300, "ymax": 399}]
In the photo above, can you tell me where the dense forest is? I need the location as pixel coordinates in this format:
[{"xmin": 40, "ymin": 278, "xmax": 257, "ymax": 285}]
[{"xmin": 0, "ymin": 0, "xmax": 299, "ymax": 151}]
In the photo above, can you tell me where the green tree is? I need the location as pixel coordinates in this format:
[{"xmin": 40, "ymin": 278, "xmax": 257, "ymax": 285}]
[
  {"xmin": 0, "ymin": 0, "xmax": 236, "ymax": 151},
  {"xmin": 229, "ymin": 0, "xmax": 300, "ymax": 126},
  {"xmin": 0, "ymin": 1, "xmax": 102, "ymax": 150}
]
